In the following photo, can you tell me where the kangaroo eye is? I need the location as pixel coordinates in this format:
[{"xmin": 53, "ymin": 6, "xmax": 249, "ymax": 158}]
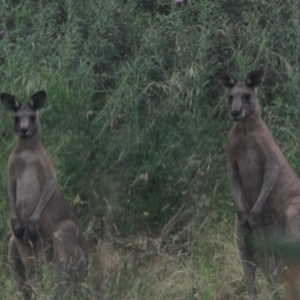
[
  {"xmin": 30, "ymin": 115, "xmax": 36, "ymax": 122},
  {"xmin": 14, "ymin": 116, "xmax": 19, "ymax": 123},
  {"xmin": 243, "ymin": 94, "xmax": 251, "ymax": 102},
  {"xmin": 228, "ymin": 95, "xmax": 233, "ymax": 103}
]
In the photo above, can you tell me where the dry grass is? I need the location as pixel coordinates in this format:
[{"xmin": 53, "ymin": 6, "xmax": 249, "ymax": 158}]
[
  {"xmin": 84, "ymin": 217, "xmax": 287, "ymax": 300},
  {"xmin": 0, "ymin": 214, "xmax": 289, "ymax": 299}
]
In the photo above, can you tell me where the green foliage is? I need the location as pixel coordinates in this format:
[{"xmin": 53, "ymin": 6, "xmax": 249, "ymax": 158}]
[
  {"xmin": 0, "ymin": 0, "xmax": 231, "ymax": 236},
  {"xmin": 1, "ymin": 0, "xmax": 300, "ymax": 298}
]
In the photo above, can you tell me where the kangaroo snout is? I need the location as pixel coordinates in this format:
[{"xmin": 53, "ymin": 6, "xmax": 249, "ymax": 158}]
[
  {"xmin": 230, "ymin": 109, "xmax": 242, "ymax": 121},
  {"xmin": 19, "ymin": 127, "xmax": 28, "ymax": 136}
]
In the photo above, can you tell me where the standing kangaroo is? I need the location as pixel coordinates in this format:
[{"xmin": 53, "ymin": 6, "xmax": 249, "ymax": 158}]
[
  {"xmin": 1, "ymin": 91, "xmax": 88, "ymax": 298},
  {"xmin": 215, "ymin": 70, "xmax": 300, "ymax": 300}
]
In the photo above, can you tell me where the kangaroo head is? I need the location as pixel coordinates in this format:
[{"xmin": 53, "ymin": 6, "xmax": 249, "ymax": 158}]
[
  {"xmin": 1, "ymin": 91, "xmax": 46, "ymax": 138},
  {"xmin": 215, "ymin": 70, "xmax": 264, "ymax": 122}
]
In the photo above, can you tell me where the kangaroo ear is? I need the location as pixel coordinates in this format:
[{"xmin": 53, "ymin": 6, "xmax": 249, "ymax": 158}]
[
  {"xmin": 29, "ymin": 91, "xmax": 46, "ymax": 111},
  {"xmin": 245, "ymin": 70, "xmax": 264, "ymax": 88},
  {"xmin": 214, "ymin": 72, "xmax": 238, "ymax": 89},
  {"xmin": 1, "ymin": 93, "xmax": 21, "ymax": 112}
]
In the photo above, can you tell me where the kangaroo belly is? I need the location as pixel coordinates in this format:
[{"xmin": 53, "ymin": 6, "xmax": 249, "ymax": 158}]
[
  {"xmin": 238, "ymin": 159, "xmax": 264, "ymax": 209},
  {"xmin": 16, "ymin": 166, "xmax": 41, "ymax": 225}
]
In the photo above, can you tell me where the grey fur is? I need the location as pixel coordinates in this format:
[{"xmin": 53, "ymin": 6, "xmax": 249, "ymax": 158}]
[
  {"xmin": 1, "ymin": 91, "xmax": 88, "ymax": 298},
  {"xmin": 216, "ymin": 71, "xmax": 300, "ymax": 299}
]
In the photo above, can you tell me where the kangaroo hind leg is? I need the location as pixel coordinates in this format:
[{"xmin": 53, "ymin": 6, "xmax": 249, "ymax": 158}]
[
  {"xmin": 285, "ymin": 199, "xmax": 300, "ymax": 239},
  {"xmin": 9, "ymin": 236, "xmax": 31, "ymax": 299},
  {"xmin": 52, "ymin": 220, "xmax": 88, "ymax": 286},
  {"xmin": 284, "ymin": 200, "xmax": 300, "ymax": 300},
  {"xmin": 234, "ymin": 219, "xmax": 257, "ymax": 300}
]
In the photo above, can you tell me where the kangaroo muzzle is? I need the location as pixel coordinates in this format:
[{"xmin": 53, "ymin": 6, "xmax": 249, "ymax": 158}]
[
  {"xmin": 230, "ymin": 109, "xmax": 243, "ymax": 121},
  {"xmin": 19, "ymin": 119, "xmax": 30, "ymax": 137}
]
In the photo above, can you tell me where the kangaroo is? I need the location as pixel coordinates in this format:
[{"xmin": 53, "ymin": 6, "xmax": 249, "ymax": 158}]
[
  {"xmin": 1, "ymin": 91, "xmax": 88, "ymax": 298},
  {"xmin": 215, "ymin": 70, "xmax": 300, "ymax": 300}
]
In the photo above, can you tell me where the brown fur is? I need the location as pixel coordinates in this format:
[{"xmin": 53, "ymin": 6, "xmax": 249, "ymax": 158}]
[
  {"xmin": 215, "ymin": 71, "xmax": 300, "ymax": 300},
  {"xmin": 1, "ymin": 91, "xmax": 88, "ymax": 298}
]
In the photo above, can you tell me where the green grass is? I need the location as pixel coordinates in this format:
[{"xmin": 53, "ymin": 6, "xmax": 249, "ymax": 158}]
[{"xmin": 0, "ymin": 0, "xmax": 300, "ymax": 298}]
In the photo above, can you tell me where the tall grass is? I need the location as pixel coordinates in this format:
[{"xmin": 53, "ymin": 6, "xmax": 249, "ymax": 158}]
[{"xmin": 0, "ymin": 0, "xmax": 300, "ymax": 298}]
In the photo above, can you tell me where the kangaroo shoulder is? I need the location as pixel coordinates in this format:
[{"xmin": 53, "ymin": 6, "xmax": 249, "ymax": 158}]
[{"xmin": 35, "ymin": 145, "xmax": 53, "ymax": 165}]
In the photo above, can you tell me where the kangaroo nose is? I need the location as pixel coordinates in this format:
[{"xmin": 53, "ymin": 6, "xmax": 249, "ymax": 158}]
[
  {"xmin": 20, "ymin": 127, "xmax": 28, "ymax": 134},
  {"xmin": 231, "ymin": 110, "xmax": 240, "ymax": 118}
]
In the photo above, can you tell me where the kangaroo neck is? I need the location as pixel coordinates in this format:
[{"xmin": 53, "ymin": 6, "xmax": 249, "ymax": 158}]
[
  {"xmin": 15, "ymin": 133, "xmax": 42, "ymax": 151},
  {"xmin": 233, "ymin": 110, "xmax": 263, "ymax": 134}
]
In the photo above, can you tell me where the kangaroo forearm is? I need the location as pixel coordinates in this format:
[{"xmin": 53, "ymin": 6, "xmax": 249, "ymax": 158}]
[
  {"xmin": 252, "ymin": 162, "xmax": 279, "ymax": 213},
  {"xmin": 228, "ymin": 164, "xmax": 246, "ymax": 213},
  {"xmin": 33, "ymin": 189, "xmax": 55, "ymax": 217},
  {"xmin": 8, "ymin": 197, "xmax": 17, "ymax": 216},
  {"xmin": 9, "ymin": 208, "xmax": 17, "ymax": 219},
  {"xmin": 234, "ymin": 198, "xmax": 245, "ymax": 213},
  {"xmin": 32, "ymin": 182, "xmax": 56, "ymax": 218},
  {"xmin": 31, "ymin": 170, "xmax": 57, "ymax": 218},
  {"xmin": 252, "ymin": 192, "xmax": 269, "ymax": 213},
  {"xmin": 8, "ymin": 182, "xmax": 17, "ymax": 218},
  {"xmin": 252, "ymin": 184, "xmax": 275, "ymax": 212},
  {"xmin": 231, "ymin": 183, "xmax": 245, "ymax": 212}
]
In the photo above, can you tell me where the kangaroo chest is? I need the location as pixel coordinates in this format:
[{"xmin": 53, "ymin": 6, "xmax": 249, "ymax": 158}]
[
  {"xmin": 10, "ymin": 151, "xmax": 42, "ymax": 221},
  {"xmin": 230, "ymin": 137, "xmax": 265, "ymax": 205},
  {"xmin": 238, "ymin": 147, "xmax": 264, "ymax": 184}
]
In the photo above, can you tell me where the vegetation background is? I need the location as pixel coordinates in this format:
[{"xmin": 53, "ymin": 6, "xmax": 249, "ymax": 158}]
[{"xmin": 0, "ymin": 0, "xmax": 300, "ymax": 299}]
